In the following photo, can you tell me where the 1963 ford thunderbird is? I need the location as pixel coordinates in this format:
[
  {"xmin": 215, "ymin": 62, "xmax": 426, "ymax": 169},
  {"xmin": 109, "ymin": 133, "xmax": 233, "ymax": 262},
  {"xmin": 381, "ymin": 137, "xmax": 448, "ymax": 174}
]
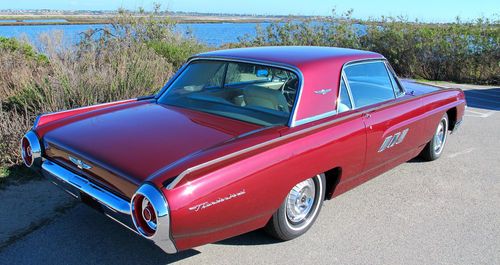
[{"xmin": 21, "ymin": 46, "xmax": 466, "ymax": 253}]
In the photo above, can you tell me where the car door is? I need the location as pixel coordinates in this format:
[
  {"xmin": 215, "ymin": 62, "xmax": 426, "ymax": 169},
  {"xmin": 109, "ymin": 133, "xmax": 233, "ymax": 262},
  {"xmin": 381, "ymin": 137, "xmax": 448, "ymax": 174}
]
[{"xmin": 343, "ymin": 60, "xmax": 424, "ymax": 173}]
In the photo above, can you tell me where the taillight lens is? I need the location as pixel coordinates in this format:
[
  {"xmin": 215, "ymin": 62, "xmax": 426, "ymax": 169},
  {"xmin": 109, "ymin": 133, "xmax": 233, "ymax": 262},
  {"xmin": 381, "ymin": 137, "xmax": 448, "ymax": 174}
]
[
  {"xmin": 21, "ymin": 131, "xmax": 42, "ymax": 168},
  {"xmin": 131, "ymin": 194, "xmax": 158, "ymax": 237},
  {"xmin": 130, "ymin": 183, "xmax": 176, "ymax": 253},
  {"xmin": 21, "ymin": 137, "xmax": 33, "ymax": 167}
]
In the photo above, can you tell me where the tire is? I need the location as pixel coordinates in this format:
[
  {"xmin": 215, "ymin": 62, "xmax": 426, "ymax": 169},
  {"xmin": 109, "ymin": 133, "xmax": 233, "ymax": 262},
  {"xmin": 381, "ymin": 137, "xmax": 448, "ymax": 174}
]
[
  {"xmin": 420, "ymin": 113, "xmax": 449, "ymax": 161},
  {"xmin": 265, "ymin": 174, "xmax": 326, "ymax": 241}
]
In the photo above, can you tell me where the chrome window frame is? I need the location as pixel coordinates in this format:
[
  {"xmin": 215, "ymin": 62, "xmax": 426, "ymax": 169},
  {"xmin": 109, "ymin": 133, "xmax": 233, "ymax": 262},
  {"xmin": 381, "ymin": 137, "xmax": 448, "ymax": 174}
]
[
  {"xmin": 384, "ymin": 61, "xmax": 406, "ymax": 98},
  {"xmin": 155, "ymin": 57, "xmax": 304, "ymax": 128},
  {"xmin": 336, "ymin": 73, "xmax": 355, "ymax": 113}
]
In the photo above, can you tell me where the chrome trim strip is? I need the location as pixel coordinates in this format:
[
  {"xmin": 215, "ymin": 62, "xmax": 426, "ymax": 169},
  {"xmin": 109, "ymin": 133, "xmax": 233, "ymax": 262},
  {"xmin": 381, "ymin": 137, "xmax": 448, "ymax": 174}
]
[
  {"xmin": 166, "ymin": 109, "xmax": 362, "ymax": 190},
  {"xmin": 155, "ymin": 56, "xmax": 305, "ymax": 128},
  {"xmin": 293, "ymin": 110, "xmax": 338, "ymax": 127},
  {"xmin": 342, "ymin": 71, "xmax": 356, "ymax": 109},
  {"xmin": 42, "ymin": 160, "xmax": 130, "ymax": 214},
  {"xmin": 166, "ymin": 86, "xmax": 460, "ymax": 190},
  {"xmin": 385, "ymin": 62, "xmax": 407, "ymax": 96},
  {"xmin": 384, "ymin": 61, "xmax": 406, "ymax": 97}
]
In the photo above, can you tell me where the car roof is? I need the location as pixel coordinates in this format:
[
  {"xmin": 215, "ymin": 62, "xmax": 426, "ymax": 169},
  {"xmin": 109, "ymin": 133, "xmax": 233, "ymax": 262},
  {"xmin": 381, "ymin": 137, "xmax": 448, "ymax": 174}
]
[
  {"xmin": 193, "ymin": 46, "xmax": 387, "ymax": 125},
  {"xmin": 195, "ymin": 46, "xmax": 384, "ymax": 69}
]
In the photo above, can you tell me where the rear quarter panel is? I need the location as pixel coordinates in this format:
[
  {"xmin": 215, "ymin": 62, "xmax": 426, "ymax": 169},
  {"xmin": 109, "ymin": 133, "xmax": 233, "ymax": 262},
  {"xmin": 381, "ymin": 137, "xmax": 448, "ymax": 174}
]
[
  {"xmin": 419, "ymin": 89, "xmax": 466, "ymax": 142},
  {"xmin": 163, "ymin": 111, "xmax": 366, "ymax": 250}
]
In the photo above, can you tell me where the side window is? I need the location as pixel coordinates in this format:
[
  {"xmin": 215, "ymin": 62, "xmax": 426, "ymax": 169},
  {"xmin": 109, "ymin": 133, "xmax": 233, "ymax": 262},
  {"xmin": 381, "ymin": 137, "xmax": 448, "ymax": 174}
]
[
  {"xmin": 344, "ymin": 61, "xmax": 396, "ymax": 108},
  {"xmin": 337, "ymin": 78, "xmax": 352, "ymax": 113}
]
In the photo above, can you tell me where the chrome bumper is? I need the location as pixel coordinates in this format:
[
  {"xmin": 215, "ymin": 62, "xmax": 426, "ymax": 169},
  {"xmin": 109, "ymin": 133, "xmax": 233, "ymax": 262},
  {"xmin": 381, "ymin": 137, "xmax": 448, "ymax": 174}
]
[
  {"xmin": 41, "ymin": 160, "xmax": 177, "ymax": 254},
  {"xmin": 42, "ymin": 160, "xmax": 130, "ymax": 214}
]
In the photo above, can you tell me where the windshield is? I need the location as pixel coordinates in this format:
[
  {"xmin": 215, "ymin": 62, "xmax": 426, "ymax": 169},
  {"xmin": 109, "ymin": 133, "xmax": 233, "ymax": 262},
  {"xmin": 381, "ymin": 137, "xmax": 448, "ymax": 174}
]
[{"xmin": 158, "ymin": 60, "xmax": 299, "ymax": 126}]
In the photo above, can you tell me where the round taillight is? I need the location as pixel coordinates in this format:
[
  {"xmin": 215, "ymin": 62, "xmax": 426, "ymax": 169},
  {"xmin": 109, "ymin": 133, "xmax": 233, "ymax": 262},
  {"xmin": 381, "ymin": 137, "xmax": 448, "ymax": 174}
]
[
  {"xmin": 130, "ymin": 183, "xmax": 177, "ymax": 253},
  {"xmin": 21, "ymin": 131, "xmax": 42, "ymax": 168},
  {"xmin": 131, "ymin": 194, "xmax": 158, "ymax": 237}
]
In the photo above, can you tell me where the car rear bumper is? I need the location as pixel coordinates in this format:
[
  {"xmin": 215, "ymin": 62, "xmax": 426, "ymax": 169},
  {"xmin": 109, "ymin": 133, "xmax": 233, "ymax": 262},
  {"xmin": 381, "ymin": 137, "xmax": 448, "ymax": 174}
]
[{"xmin": 41, "ymin": 160, "xmax": 177, "ymax": 254}]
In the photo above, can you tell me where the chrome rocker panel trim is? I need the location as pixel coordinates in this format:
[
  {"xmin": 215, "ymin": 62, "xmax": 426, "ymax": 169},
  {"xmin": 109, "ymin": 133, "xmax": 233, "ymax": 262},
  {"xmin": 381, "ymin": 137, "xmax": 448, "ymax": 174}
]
[{"xmin": 41, "ymin": 160, "xmax": 177, "ymax": 254}]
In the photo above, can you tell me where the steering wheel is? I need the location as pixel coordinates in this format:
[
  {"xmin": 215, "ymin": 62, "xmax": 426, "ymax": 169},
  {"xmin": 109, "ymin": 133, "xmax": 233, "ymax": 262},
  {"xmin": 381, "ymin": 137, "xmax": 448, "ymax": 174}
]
[{"xmin": 281, "ymin": 77, "xmax": 298, "ymax": 108}]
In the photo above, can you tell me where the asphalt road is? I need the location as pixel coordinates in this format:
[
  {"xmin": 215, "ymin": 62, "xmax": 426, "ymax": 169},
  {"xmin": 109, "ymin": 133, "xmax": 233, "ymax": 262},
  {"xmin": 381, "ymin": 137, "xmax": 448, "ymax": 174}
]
[{"xmin": 0, "ymin": 84, "xmax": 499, "ymax": 265}]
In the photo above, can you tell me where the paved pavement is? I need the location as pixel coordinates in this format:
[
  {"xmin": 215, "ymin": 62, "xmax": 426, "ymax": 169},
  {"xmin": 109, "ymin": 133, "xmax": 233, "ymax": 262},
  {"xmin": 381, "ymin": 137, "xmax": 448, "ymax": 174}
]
[{"xmin": 0, "ymin": 83, "xmax": 498, "ymax": 264}]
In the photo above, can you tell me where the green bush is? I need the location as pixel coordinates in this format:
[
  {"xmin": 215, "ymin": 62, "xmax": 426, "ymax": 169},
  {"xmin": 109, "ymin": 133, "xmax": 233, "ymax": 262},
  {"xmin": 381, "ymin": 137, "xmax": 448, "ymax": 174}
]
[
  {"xmin": 0, "ymin": 36, "xmax": 48, "ymax": 64},
  {"xmin": 234, "ymin": 11, "xmax": 500, "ymax": 85},
  {"xmin": 0, "ymin": 8, "xmax": 195, "ymax": 168}
]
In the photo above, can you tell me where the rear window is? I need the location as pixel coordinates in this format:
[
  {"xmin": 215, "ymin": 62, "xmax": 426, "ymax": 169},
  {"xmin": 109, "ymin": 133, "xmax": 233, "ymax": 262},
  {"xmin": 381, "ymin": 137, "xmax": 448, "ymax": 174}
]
[{"xmin": 158, "ymin": 60, "xmax": 299, "ymax": 126}]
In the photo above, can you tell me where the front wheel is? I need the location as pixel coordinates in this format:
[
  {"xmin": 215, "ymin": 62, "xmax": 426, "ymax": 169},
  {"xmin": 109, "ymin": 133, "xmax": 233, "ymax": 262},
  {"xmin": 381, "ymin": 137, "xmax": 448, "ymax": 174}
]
[
  {"xmin": 420, "ymin": 113, "xmax": 449, "ymax": 161},
  {"xmin": 265, "ymin": 174, "xmax": 326, "ymax": 241}
]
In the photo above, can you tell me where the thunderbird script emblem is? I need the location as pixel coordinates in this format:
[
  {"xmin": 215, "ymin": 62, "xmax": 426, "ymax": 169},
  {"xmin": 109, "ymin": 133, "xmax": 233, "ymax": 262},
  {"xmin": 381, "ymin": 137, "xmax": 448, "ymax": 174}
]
[{"xmin": 69, "ymin": 156, "xmax": 92, "ymax": 170}]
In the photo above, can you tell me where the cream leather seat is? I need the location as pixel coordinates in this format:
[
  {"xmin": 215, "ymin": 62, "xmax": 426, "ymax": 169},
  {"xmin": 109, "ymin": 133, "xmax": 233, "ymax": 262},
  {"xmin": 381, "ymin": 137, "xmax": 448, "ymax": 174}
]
[{"xmin": 242, "ymin": 86, "xmax": 290, "ymax": 113}]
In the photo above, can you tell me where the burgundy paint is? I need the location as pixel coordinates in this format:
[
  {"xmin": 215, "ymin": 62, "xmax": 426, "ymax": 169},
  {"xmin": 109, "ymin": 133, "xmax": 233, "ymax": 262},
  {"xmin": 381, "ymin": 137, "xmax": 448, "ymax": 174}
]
[{"xmin": 35, "ymin": 47, "xmax": 466, "ymax": 252}]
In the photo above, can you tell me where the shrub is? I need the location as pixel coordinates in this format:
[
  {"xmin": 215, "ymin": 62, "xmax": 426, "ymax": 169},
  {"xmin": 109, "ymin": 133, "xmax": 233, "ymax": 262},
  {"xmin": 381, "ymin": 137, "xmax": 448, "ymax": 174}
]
[
  {"xmin": 234, "ymin": 11, "xmax": 500, "ymax": 85},
  {"xmin": 0, "ymin": 8, "xmax": 197, "ymax": 168}
]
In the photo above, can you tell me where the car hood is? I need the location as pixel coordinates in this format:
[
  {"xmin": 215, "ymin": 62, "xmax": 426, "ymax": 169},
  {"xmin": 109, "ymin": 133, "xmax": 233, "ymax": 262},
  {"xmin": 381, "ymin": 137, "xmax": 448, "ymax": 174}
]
[{"xmin": 43, "ymin": 102, "xmax": 262, "ymax": 198}]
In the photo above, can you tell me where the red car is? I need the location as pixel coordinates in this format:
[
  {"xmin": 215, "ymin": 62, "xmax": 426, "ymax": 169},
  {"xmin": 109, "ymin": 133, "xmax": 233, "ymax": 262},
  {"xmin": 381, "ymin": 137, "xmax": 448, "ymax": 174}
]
[{"xmin": 21, "ymin": 46, "xmax": 466, "ymax": 253}]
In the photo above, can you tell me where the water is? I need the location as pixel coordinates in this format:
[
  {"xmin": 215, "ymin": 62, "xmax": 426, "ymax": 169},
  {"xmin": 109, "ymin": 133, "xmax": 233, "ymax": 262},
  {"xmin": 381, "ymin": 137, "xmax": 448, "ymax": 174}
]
[
  {"xmin": 22, "ymin": 19, "xmax": 68, "ymax": 23},
  {"xmin": 0, "ymin": 22, "xmax": 268, "ymax": 47},
  {"xmin": 176, "ymin": 23, "xmax": 271, "ymax": 46}
]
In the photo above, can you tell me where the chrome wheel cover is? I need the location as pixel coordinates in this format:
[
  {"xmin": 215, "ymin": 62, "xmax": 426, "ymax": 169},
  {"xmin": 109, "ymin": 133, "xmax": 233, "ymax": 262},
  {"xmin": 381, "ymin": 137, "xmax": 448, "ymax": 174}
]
[
  {"xmin": 286, "ymin": 178, "xmax": 316, "ymax": 224},
  {"xmin": 434, "ymin": 118, "xmax": 447, "ymax": 154}
]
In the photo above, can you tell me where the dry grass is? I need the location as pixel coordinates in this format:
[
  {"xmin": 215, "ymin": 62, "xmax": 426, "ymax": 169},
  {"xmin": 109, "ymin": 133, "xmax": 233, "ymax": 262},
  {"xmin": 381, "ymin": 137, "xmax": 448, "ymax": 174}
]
[{"xmin": 0, "ymin": 10, "xmax": 200, "ymax": 169}]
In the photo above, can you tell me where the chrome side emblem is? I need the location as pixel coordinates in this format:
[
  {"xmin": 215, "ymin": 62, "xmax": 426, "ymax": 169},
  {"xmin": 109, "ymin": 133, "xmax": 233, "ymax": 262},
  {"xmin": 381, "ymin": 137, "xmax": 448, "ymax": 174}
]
[
  {"xmin": 378, "ymin": 128, "xmax": 409, "ymax": 152},
  {"xmin": 314, "ymin": 89, "xmax": 332, "ymax": 95},
  {"xmin": 69, "ymin": 156, "xmax": 92, "ymax": 170}
]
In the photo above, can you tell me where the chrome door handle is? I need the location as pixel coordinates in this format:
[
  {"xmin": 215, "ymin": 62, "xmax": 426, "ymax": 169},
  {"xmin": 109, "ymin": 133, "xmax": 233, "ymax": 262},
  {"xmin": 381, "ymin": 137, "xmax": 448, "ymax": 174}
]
[{"xmin": 364, "ymin": 113, "xmax": 371, "ymax": 118}]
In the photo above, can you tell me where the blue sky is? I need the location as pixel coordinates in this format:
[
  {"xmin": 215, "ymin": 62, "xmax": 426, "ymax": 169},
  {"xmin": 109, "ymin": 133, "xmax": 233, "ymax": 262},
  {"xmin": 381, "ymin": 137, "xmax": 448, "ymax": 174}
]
[{"xmin": 1, "ymin": 0, "xmax": 498, "ymax": 22}]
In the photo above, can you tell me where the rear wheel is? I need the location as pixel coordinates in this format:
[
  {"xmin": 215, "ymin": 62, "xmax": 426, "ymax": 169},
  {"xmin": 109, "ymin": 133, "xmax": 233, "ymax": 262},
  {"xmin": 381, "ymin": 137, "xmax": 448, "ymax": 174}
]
[
  {"xmin": 265, "ymin": 174, "xmax": 325, "ymax": 241},
  {"xmin": 420, "ymin": 113, "xmax": 449, "ymax": 161}
]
